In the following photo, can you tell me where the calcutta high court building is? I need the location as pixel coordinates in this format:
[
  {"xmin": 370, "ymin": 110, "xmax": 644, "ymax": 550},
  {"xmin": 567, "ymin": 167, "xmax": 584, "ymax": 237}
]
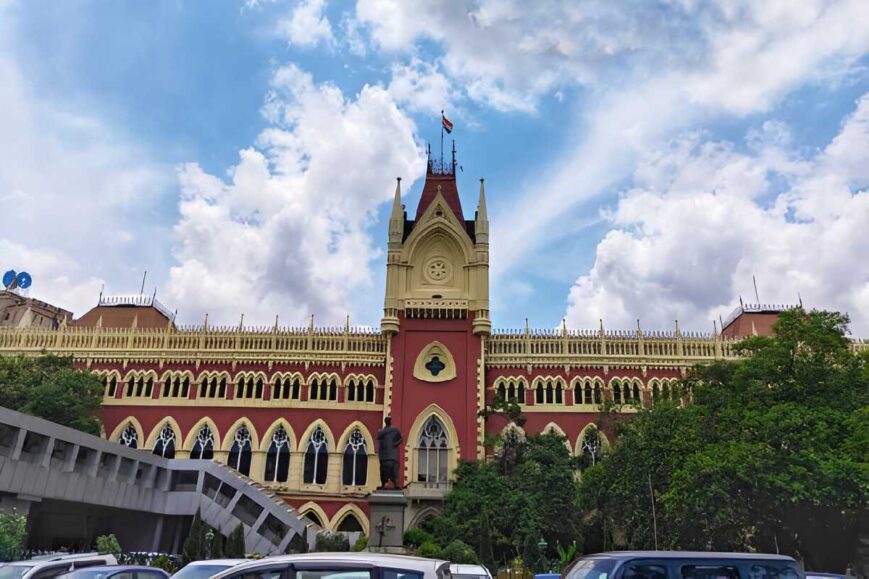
[{"xmin": 0, "ymin": 149, "xmax": 791, "ymax": 538}]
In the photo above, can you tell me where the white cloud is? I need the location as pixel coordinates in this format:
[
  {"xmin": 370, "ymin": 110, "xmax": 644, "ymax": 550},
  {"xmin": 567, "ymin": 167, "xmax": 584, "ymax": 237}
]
[
  {"xmin": 0, "ymin": 6, "xmax": 173, "ymax": 316},
  {"xmin": 353, "ymin": 1, "xmax": 869, "ymax": 285},
  {"xmin": 167, "ymin": 63, "xmax": 425, "ymax": 326},
  {"xmin": 564, "ymin": 94, "xmax": 869, "ymax": 334},
  {"xmin": 387, "ymin": 57, "xmax": 457, "ymax": 116},
  {"xmin": 278, "ymin": 0, "xmax": 334, "ymax": 47}
]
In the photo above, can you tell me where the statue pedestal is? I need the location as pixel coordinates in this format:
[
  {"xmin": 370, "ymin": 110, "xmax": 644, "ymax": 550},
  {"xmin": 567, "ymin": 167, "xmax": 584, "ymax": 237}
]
[{"xmin": 367, "ymin": 490, "xmax": 407, "ymax": 551}]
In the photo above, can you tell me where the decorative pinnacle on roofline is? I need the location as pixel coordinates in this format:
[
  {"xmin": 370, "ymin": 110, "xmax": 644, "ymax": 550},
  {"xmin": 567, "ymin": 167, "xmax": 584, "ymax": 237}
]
[{"xmin": 426, "ymin": 141, "xmax": 457, "ymax": 175}]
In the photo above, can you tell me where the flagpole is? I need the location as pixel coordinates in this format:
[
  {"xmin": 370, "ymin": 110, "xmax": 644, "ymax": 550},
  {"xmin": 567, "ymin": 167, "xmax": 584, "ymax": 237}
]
[{"xmin": 440, "ymin": 109, "xmax": 444, "ymax": 170}]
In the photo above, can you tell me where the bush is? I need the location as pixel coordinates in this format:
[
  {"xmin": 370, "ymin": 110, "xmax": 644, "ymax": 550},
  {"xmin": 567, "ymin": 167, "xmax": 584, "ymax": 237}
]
[
  {"xmin": 0, "ymin": 512, "xmax": 27, "ymax": 562},
  {"xmin": 403, "ymin": 528, "xmax": 431, "ymax": 548},
  {"xmin": 95, "ymin": 534, "xmax": 122, "ymax": 556},
  {"xmin": 150, "ymin": 555, "xmax": 179, "ymax": 574},
  {"xmin": 351, "ymin": 535, "xmax": 368, "ymax": 552},
  {"xmin": 440, "ymin": 540, "xmax": 479, "ymax": 564},
  {"xmin": 315, "ymin": 532, "xmax": 350, "ymax": 552},
  {"xmin": 416, "ymin": 541, "xmax": 442, "ymax": 559}
]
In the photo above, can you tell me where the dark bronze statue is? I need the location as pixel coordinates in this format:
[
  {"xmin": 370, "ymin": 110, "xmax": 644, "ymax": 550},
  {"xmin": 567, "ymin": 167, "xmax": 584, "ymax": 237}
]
[{"xmin": 376, "ymin": 416, "xmax": 403, "ymax": 489}]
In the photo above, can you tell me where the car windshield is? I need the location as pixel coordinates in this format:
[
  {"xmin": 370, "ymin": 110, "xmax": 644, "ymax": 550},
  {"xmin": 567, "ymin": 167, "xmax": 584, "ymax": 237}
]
[
  {"xmin": 566, "ymin": 559, "xmax": 616, "ymax": 579},
  {"xmin": 63, "ymin": 570, "xmax": 115, "ymax": 579},
  {"xmin": 0, "ymin": 566, "xmax": 33, "ymax": 579},
  {"xmin": 172, "ymin": 565, "xmax": 235, "ymax": 579},
  {"xmin": 453, "ymin": 575, "xmax": 488, "ymax": 579}
]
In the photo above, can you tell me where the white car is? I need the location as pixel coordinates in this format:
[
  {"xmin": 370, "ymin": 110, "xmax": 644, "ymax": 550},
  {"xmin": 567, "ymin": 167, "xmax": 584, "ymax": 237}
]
[
  {"xmin": 449, "ymin": 565, "xmax": 491, "ymax": 579},
  {"xmin": 0, "ymin": 553, "xmax": 118, "ymax": 579},
  {"xmin": 171, "ymin": 560, "xmax": 247, "ymax": 579},
  {"xmin": 211, "ymin": 553, "xmax": 451, "ymax": 579}
]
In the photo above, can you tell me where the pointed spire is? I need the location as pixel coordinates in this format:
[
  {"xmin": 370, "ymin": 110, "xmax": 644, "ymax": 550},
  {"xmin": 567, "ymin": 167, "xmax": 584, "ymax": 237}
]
[
  {"xmin": 675, "ymin": 319, "xmax": 681, "ymax": 337},
  {"xmin": 475, "ymin": 177, "xmax": 489, "ymax": 243},
  {"xmin": 561, "ymin": 318, "xmax": 567, "ymax": 336},
  {"xmin": 388, "ymin": 177, "xmax": 404, "ymax": 244},
  {"xmin": 477, "ymin": 178, "xmax": 488, "ymax": 220},
  {"xmin": 390, "ymin": 177, "xmax": 402, "ymax": 218}
]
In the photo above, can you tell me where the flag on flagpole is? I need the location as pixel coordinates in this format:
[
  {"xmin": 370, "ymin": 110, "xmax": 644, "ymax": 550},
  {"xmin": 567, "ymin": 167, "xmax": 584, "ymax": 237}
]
[{"xmin": 442, "ymin": 114, "xmax": 453, "ymax": 134}]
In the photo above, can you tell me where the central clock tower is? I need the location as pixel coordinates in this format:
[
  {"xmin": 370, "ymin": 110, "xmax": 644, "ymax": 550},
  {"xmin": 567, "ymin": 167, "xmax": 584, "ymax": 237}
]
[{"xmin": 380, "ymin": 148, "xmax": 490, "ymax": 495}]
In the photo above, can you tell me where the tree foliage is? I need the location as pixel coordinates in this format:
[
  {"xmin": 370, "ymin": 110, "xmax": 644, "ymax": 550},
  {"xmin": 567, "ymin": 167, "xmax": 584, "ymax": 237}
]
[
  {"xmin": 420, "ymin": 432, "xmax": 582, "ymax": 572},
  {"xmin": 181, "ymin": 509, "xmax": 226, "ymax": 564},
  {"xmin": 225, "ymin": 523, "xmax": 246, "ymax": 558},
  {"xmin": 95, "ymin": 533, "xmax": 122, "ymax": 556},
  {"xmin": 0, "ymin": 355, "xmax": 104, "ymax": 435},
  {"xmin": 579, "ymin": 308, "xmax": 868, "ymax": 572},
  {"xmin": 315, "ymin": 531, "xmax": 350, "ymax": 552},
  {"xmin": 0, "ymin": 512, "xmax": 27, "ymax": 562}
]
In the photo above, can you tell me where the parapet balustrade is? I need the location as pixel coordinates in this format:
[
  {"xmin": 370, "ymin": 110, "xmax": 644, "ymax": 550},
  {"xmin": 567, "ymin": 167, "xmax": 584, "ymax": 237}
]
[{"xmin": 0, "ymin": 323, "xmax": 388, "ymax": 365}]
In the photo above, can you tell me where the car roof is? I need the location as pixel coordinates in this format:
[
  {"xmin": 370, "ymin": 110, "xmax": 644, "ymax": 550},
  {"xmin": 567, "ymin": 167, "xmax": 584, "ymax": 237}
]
[
  {"xmin": 449, "ymin": 564, "xmax": 490, "ymax": 575},
  {"xmin": 27, "ymin": 554, "xmax": 115, "ymax": 563},
  {"xmin": 217, "ymin": 553, "xmax": 448, "ymax": 577},
  {"xmin": 70, "ymin": 566, "xmax": 162, "ymax": 571},
  {"xmin": 183, "ymin": 561, "xmax": 246, "ymax": 567},
  {"xmin": 580, "ymin": 552, "xmax": 797, "ymax": 562}
]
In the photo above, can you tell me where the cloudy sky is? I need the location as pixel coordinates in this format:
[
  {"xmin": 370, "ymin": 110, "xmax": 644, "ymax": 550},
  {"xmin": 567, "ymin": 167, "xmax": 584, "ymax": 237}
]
[{"xmin": 1, "ymin": 0, "xmax": 867, "ymax": 335}]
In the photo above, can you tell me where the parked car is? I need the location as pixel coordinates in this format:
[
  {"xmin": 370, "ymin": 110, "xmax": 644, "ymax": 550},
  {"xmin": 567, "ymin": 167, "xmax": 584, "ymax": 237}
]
[
  {"xmin": 171, "ymin": 560, "xmax": 247, "ymax": 579},
  {"xmin": 450, "ymin": 565, "xmax": 491, "ymax": 579},
  {"xmin": 0, "ymin": 553, "xmax": 118, "ymax": 579},
  {"xmin": 563, "ymin": 552, "xmax": 804, "ymax": 579},
  {"xmin": 211, "ymin": 553, "xmax": 451, "ymax": 579},
  {"xmin": 57, "ymin": 566, "xmax": 169, "ymax": 579}
]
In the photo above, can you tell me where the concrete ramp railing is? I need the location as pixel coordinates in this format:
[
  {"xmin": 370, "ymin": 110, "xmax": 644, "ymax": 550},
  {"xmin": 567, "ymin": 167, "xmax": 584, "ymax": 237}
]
[{"xmin": 0, "ymin": 406, "xmax": 316, "ymax": 554}]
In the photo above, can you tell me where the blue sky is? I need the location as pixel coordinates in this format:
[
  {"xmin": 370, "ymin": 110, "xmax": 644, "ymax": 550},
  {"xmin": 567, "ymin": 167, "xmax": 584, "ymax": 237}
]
[{"xmin": 1, "ymin": 0, "xmax": 868, "ymax": 334}]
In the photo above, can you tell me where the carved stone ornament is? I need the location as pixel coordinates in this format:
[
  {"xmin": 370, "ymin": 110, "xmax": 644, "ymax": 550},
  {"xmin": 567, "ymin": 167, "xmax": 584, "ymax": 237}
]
[{"xmin": 412, "ymin": 341, "xmax": 457, "ymax": 383}]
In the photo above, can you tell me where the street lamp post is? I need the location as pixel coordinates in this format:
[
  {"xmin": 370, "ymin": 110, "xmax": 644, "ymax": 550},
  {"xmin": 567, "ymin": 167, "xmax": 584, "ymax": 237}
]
[
  {"xmin": 537, "ymin": 538, "xmax": 548, "ymax": 573},
  {"xmin": 205, "ymin": 528, "xmax": 215, "ymax": 559}
]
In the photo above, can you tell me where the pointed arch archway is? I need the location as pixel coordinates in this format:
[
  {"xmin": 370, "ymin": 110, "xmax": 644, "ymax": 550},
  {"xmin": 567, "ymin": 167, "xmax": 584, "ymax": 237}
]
[
  {"xmin": 298, "ymin": 501, "xmax": 330, "ymax": 531},
  {"xmin": 541, "ymin": 421, "xmax": 571, "ymax": 453},
  {"xmin": 182, "ymin": 417, "xmax": 221, "ymax": 451},
  {"xmin": 337, "ymin": 422, "xmax": 375, "ymax": 488},
  {"xmin": 404, "ymin": 404, "xmax": 460, "ymax": 487},
  {"xmin": 330, "ymin": 503, "xmax": 369, "ymax": 535},
  {"xmin": 145, "ymin": 417, "xmax": 182, "ymax": 458},
  {"xmin": 108, "ymin": 416, "xmax": 145, "ymax": 448}
]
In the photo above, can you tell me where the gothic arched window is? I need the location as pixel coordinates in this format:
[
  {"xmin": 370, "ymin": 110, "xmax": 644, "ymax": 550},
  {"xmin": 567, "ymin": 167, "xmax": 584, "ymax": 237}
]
[
  {"xmin": 264, "ymin": 425, "xmax": 291, "ymax": 483},
  {"xmin": 119, "ymin": 423, "xmax": 138, "ymax": 448},
  {"xmin": 190, "ymin": 424, "xmax": 215, "ymax": 460},
  {"xmin": 342, "ymin": 429, "xmax": 368, "ymax": 486},
  {"xmin": 227, "ymin": 425, "xmax": 252, "ymax": 476},
  {"xmin": 153, "ymin": 424, "xmax": 176, "ymax": 458},
  {"xmin": 613, "ymin": 380, "xmax": 623, "ymax": 404},
  {"xmin": 105, "ymin": 376, "xmax": 118, "ymax": 398},
  {"xmin": 417, "ymin": 416, "xmax": 449, "ymax": 485},
  {"xmin": 303, "ymin": 426, "xmax": 328, "ymax": 484}
]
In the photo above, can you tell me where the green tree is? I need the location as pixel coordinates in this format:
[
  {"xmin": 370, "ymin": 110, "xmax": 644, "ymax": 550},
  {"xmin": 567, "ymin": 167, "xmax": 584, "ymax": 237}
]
[
  {"xmin": 0, "ymin": 512, "xmax": 27, "ymax": 562},
  {"xmin": 225, "ymin": 523, "xmax": 246, "ymax": 558},
  {"xmin": 0, "ymin": 355, "xmax": 103, "ymax": 434},
  {"xmin": 422, "ymin": 432, "xmax": 583, "ymax": 570},
  {"xmin": 580, "ymin": 309, "xmax": 868, "ymax": 572},
  {"xmin": 182, "ymin": 509, "xmax": 206, "ymax": 565},
  {"xmin": 95, "ymin": 533, "xmax": 122, "ymax": 556}
]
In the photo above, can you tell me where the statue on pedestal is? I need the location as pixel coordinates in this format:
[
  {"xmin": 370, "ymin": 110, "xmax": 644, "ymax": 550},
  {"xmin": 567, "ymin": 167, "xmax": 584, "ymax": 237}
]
[{"xmin": 376, "ymin": 416, "xmax": 403, "ymax": 489}]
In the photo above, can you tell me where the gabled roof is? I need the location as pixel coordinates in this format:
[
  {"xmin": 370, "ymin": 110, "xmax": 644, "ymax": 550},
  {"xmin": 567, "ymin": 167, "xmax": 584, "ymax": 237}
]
[{"xmin": 415, "ymin": 170, "xmax": 464, "ymax": 223}]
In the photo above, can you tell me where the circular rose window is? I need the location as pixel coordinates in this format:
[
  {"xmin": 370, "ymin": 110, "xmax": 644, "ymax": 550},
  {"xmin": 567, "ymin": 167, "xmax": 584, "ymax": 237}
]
[{"xmin": 424, "ymin": 258, "xmax": 452, "ymax": 284}]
